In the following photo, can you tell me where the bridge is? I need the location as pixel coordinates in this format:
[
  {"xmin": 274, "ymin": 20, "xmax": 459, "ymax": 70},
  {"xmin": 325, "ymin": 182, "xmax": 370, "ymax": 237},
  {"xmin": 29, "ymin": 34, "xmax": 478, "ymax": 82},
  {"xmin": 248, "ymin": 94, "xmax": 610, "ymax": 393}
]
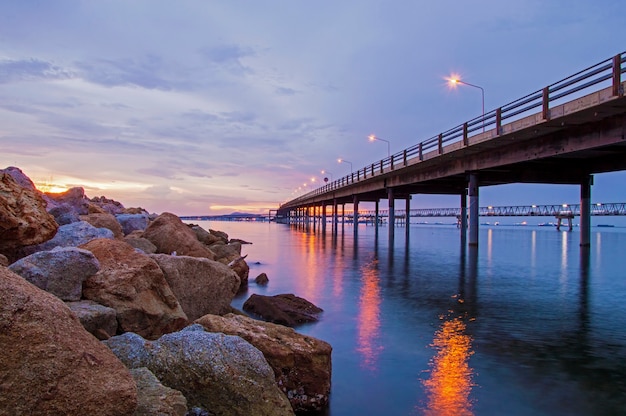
[{"xmin": 276, "ymin": 52, "xmax": 626, "ymax": 247}]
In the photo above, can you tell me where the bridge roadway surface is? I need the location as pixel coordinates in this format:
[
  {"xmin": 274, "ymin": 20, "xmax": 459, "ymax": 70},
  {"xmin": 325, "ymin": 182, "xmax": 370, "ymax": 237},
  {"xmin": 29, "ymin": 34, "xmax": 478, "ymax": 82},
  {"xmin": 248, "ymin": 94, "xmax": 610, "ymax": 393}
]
[{"xmin": 276, "ymin": 52, "xmax": 626, "ymax": 246}]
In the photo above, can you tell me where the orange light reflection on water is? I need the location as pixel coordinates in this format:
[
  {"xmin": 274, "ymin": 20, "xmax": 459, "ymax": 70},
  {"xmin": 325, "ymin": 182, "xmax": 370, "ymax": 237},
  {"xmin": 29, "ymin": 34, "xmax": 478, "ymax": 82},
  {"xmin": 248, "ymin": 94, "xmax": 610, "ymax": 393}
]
[
  {"xmin": 356, "ymin": 258, "xmax": 383, "ymax": 370},
  {"xmin": 421, "ymin": 314, "xmax": 475, "ymax": 416},
  {"xmin": 291, "ymin": 231, "xmax": 324, "ymax": 305}
]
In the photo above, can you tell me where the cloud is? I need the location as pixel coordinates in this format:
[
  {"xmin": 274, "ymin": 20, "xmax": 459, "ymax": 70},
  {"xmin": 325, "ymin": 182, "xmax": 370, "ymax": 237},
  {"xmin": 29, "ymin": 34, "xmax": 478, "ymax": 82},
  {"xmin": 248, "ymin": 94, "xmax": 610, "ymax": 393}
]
[
  {"xmin": 74, "ymin": 55, "xmax": 174, "ymax": 90},
  {"xmin": 0, "ymin": 58, "xmax": 72, "ymax": 84}
]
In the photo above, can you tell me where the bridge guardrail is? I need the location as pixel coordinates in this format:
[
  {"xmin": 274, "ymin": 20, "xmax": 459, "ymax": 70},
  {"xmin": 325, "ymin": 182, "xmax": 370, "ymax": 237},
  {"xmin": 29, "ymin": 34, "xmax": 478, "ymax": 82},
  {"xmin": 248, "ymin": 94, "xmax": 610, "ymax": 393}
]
[{"xmin": 283, "ymin": 51, "xmax": 626, "ymax": 208}]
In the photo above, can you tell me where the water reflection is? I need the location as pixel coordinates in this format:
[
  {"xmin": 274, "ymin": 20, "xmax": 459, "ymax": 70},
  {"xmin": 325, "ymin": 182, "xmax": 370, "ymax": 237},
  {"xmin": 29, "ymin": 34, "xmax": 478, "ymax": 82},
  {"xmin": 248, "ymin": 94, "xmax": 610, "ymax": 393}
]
[
  {"xmin": 421, "ymin": 314, "xmax": 474, "ymax": 416},
  {"xmin": 356, "ymin": 256, "xmax": 383, "ymax": 371}
]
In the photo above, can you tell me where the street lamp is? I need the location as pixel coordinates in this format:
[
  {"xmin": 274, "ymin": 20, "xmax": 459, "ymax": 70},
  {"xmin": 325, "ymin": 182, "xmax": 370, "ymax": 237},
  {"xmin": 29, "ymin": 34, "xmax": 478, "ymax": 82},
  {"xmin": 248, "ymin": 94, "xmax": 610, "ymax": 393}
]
[
  {"xmin": 448, "ymin": 76, "xmax": 485, "ymax": 133},
  {"xmin": 367, "ymin": 134, "xmax": 390, "ymax": 157},
  {"xmin": 321, "ymin": 170, "xmax": 333, "ymax": 182},
  {"xmin": 337, "ymin": 158, "xmax": 353, "ymax": 172}
]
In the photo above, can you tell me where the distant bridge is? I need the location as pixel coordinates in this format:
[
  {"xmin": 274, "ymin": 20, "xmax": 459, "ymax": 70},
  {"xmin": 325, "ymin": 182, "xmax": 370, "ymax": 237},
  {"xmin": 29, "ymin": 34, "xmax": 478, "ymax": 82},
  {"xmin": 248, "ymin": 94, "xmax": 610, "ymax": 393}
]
[
  {"xmin": 276, "ymin": 52, "xmax": 626, "ymax": 247},
  {"xmin": 351, "ymin": 202, "xmax": 626, "ymax": 218}
]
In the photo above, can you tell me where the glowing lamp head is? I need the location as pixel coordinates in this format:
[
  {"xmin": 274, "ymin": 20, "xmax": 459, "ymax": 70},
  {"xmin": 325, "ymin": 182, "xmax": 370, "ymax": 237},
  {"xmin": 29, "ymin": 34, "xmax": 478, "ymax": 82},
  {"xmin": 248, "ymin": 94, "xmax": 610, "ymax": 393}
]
[{"xmin": 368, "ymin": 134, "xmax": 376, "ymax": 142}]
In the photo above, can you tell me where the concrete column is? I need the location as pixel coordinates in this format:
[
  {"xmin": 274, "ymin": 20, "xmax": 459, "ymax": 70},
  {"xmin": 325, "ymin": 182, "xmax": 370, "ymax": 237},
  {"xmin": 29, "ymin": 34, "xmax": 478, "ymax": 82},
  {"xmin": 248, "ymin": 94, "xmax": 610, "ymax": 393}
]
[
  {"xmin": 405, "ymin": 196, "xmax": 411, "ymax": 237},
  {"xmin": 353, "ymin": 195, "xmax": 359, "ymax": 235},
  {"xmin": 375, "ymin": 199, "xmax": 380, "ymax": 228},
  {"xmin": 333, "ymin": 198, "xmax": 338, "ymax": 228},
  {"xmin": 322, "ymin": 203, "xmax": 327, "ymax": 232},
  {"xmin": 580, "ymin": 175, "xmax": 592, "ymax": 247},
  {"xmin": 341, "ymin": 204, "xmax": 345, "ymax": 226},
  {"xmin": 388, "ymin": 188, "xmax": 395, "ymax": 240},
  {"xmin": 388, "ymin": 188, "xmax": 395, "ymax": 227},
  {"xmin": 468, "ymin": 174, "xmax": 479, "ymax": 246},
  {"xmin": 460, "ymin": 189, "xmax": 468, "ymax": 241},
  {"xmin": 405, "ymin": 196, "xmax": 411, "ymax": 223}
]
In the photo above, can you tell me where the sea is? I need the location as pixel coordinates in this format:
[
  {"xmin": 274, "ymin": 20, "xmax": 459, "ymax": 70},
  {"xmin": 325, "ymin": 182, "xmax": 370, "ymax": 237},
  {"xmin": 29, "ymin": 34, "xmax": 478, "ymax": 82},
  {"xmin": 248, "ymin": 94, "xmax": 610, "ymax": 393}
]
[{"xmin": 189, "ymin": 219, "xmax": 626, "ymax": 416}]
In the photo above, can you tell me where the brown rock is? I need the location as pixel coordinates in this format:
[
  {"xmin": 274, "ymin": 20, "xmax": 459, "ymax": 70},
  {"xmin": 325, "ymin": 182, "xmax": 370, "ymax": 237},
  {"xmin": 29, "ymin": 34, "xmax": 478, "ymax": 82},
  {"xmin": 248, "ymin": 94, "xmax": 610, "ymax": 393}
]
[
  {"xmin": 130, "ymin": 367, "xmax": 187, "ymax": 416},
  {"xmin": 44, "ymin": 186, "xmax": 90, "ymax": 215},
  {"xmin": 243, "ymin": 293, "xmax": 324, "ymax": 327},
  {"xmin": 150, "ymin": 254, "xmax": 240, "ymax": 320},
  {"xmin": 210, "ymin": 241, "xmax": 242, "ymax": 262},
  {"xmin": 0, "ymin": 171, "xmax": 58, "ymax": 255},
  {"xmin": 0, "ymin": 254, "xmax": 8, "ymax": 267},
  {"xmin": 67, "ymin": 300, "xmax": 118, "ymax": 340},
  {"xmin": 188, "ymin": 224, "xmax": 222, "ymax": 245},
  {"xmin": 0, "ymin": 266, "xmax": 137, "ymax": 415},
  {"xmin": 142, "ymin": 212, "xmax": 215, "ymax": 259},
  {"xmin": 196, "ymin": 313, "xmax": 332, "ymax": 413},
  {"xmin": 255, "ymin": 272, "xmax": 269, "ymax": 285},
  {"xmin": 209, "ymin": 228, "xmax": 229, "ymax": 243},
  {"xmin": 81, "ymin": 238, "xmax": 188, "ymax": 339},
  {"xmin": 80, "ymin": 212, "xmax": 124, "ymax": 238},
  {"xmin": 89, "ymin": 195, "xmax": 126, "ymax": 215},
  {"xmin": 124, "ymin": 236, "xmax": 157, "ymax": 254}
]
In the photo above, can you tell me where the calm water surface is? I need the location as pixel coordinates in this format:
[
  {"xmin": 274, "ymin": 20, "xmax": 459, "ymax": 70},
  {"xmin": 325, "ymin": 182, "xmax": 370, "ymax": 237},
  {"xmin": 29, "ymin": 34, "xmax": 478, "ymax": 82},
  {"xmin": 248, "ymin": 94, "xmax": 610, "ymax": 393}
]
[{"xmin": 193, "ymin": 221, "xmax": 626, "ymax": 416}]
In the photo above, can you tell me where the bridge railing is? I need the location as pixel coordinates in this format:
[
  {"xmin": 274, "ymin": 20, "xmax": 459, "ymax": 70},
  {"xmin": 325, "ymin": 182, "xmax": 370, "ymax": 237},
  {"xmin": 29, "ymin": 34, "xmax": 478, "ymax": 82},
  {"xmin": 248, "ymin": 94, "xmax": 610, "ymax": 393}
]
[{"xmin": 283, "ymin": 52, "xmax": 626, "ymax": 208}]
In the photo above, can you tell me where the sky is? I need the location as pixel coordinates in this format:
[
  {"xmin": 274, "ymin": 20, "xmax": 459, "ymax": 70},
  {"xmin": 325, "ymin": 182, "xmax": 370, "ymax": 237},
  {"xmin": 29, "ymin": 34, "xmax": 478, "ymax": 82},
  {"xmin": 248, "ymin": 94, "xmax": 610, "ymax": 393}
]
[{"xmin": 1, "ymin": 1, "xmax": 625, "ymax": 216}]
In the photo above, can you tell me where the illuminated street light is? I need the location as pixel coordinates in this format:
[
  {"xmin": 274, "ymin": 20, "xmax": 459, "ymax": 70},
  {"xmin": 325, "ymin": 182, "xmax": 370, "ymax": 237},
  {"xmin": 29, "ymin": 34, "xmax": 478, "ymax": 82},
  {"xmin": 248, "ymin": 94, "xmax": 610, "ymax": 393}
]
[
  {"xmin": 321, "ymin": 170, "xmax": 333, "ymax": 182},
  {"xmin": 367, "ymin": 134, "xmax": 390, "ymax": 157},
  {"xmin": 337, "ymin": 158, "xmax": 353, "ymax": 172},
  {"xmin": 448, "ymin": 76, "xmax": 485, "ymax": 133}
]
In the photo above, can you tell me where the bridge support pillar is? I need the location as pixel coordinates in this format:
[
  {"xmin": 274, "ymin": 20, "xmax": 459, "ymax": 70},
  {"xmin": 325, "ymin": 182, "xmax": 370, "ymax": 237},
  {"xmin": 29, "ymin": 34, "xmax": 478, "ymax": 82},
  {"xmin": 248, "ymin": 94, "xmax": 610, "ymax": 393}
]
[
  {"xmin": 375, "ymin": 200, "xmax": 380, "ymax": 228},
  {"xmin": 460, "ymin": 189, "xmax": 468, "ymax": 240},
  {"xmin": 580, "ymin": 175, "xmax": 592, "ymax": 247},
  {"xmin": 388, "ymin": 188, "xmax": 395, "ymax": 239},
  {"xmin": 353, "ymin": 195, "xmax": 359, "ymax": 235},
  {"xmin": 322, "ymin": 203, "xmax": 327, "ymax": 232},
  {"xmin": 333, "ymin": 199, "xmax": 338, "ymax": 231},
  {"xmin": 468, "ymin": 174, "xmax": 479, "ymax": 246},
  {"xmin": 405, "ymin": 196, "xmax": 411, "ymax": 238}
]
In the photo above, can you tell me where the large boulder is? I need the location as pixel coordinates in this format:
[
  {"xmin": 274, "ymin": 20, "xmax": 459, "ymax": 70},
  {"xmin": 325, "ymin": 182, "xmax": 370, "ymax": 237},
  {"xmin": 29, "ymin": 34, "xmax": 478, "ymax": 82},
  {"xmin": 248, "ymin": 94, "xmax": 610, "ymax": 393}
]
[
  {"xmin": 67, "ymin": 300, "xmax": 118, "ymax": 340},
  {"xmin": 0, "ymin": 266, "xmax": 137, "ymax": 415},
  {"xmin": 196, "ymin": 313, "xmax": 332, "ymax": 413},
  {"xmin": 116, "ymin": 213, "xmax": 150, "ymax": 235},
  {"xmin": 80, "ymin": 212, "xmax": 124, "ymax": 238},
  {"xmin": 188, "ymin": 224, "xmax": 222, "ymax": 245},
  {"xmin": 89, "ymin": 195, "xmax": 126, "ymax": 215},
  {"xmin": 0, "ymin": 170, "xmax": 58, "ymax": 256},
  {"xmin": 19, "ymin": 220, "xmax": 114, "ymax": 257},
  {"xmin": 130, "ymin": 367, "xmax": 187, "ymax": 416},
  {"xmin": 1, "ymin": 166, "xmax": 38, "ymax": 191},
  {"xmin": 81, "ymin": 238, "xmax": 188, "ymax": 340},
  {"xmin": 150, "ymin": 254, "xmax": 240, "ymax": 320},
  {"xmin": 142, "ymin": 213, "xmax": 215, "ymax": 259},
  {"xmin": 105, "ymin": 326, "xmax": 295, "ymax": 416},
  {"xmin": 124, "ymin": 235, "xmax": 158, "ymax": 254},
  {"xmin": 8, "ymin": 246, "xmax": 100, "ymax": 301},
  {"xmin": 243, "ymin": 293, "xmax": 324, "ymax": 327},
  {"xmin": 210, "ymin": 240, "xmax": 241, "ymax": 262},
  {"xmin": 43, "ymin": 186, "xmax": 91, "ymax": 225}
]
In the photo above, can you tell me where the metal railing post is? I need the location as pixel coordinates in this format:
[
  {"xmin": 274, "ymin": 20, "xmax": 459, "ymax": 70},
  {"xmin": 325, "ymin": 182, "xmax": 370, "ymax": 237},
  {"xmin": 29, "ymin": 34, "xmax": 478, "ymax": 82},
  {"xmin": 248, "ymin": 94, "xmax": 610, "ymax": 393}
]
[
  {"xmin": 613, "ymin": 54, "xmax": 623, "ymax": 97},
  {"xmin": 542, "ymin": 86, "xmax": 550, "ymax": 120}
]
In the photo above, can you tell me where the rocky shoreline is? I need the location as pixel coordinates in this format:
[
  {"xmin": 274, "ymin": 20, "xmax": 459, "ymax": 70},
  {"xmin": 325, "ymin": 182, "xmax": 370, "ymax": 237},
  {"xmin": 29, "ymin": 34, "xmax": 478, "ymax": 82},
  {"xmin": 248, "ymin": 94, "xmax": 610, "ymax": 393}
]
[{"xmin": 0, "ymin": 167, "xmax": 332, "ymax": 416}]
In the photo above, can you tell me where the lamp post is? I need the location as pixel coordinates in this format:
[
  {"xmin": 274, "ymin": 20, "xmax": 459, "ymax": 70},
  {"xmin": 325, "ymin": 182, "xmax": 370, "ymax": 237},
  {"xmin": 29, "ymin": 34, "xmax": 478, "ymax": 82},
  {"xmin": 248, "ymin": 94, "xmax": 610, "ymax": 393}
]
[
  {"xmin": 321, "ymin": 170, "xmax": 333, "ymax": 182},
  {"xmin": 449, "ymin": 77, "xmax": 485, "ymax": 133},
  {"xmin": 337, "ymin": 158, "xmax": 353, "ymax": 172},
  {"xmin": 367, "ymin": 134, "xmax": 390, "ymax": 157}
]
